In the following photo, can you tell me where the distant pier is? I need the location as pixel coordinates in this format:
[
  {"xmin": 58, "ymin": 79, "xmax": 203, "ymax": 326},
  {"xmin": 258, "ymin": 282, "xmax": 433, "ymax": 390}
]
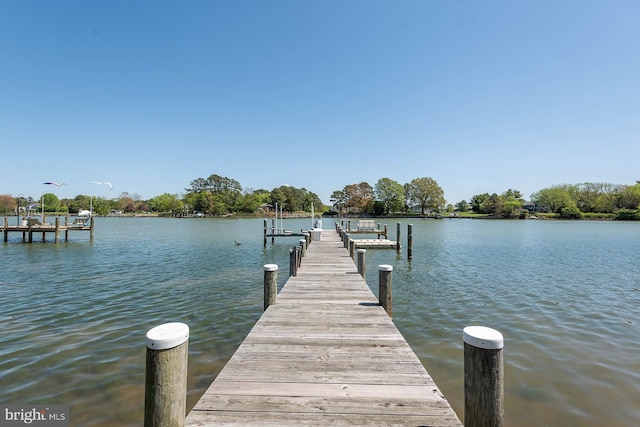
[{"xmin": 2, "ymin": 216, "xmax": 94, "ymax": 243}]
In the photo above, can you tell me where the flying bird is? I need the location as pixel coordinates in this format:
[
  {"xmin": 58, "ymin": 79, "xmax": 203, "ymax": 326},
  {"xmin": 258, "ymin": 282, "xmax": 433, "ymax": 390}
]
[
  {"xmin": 43, "ymin": 182, "xmax": 66, "ymax": 186},
  {"xmin": 92, "ymin": 181, "xmax": 113, "ymax": 190}
]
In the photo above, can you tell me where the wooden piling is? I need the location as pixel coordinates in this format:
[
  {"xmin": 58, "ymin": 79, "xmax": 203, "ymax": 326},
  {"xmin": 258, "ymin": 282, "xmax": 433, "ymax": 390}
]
[
  {"xmin": 263, "ymin": 264, "xmax": 278, "ymax": 310},
  {"xmin": 407, "ymin": 223, "xmax": 413, "ymax": 260},
  {"xmin": 289, "ymin": 248, "xmax": 295, "ymax": 276},
  {"xmin": 299, "ymin": 239, "xmax": 306, "ymax": 257},
  {"xmin": 144, "ymin": 322, "xmax": 189, "ymax": 427},
  {"xmin": 378, "ymin": 264, "xmax": 393, "ymax": 317},
  {"xmin": 349, "ymin": 238, "xmax": 355, "ymax": 259},
  {"xmin": 263, "ymin": 219, "xmax": 268, "ymax": 246},
  {"xmin": 357, "ymin": 249, "xmax": 366, "ymax": 278},
  {"xmin": 54, "ymin": 217, "xmax": 60, "ymax": 243},
  {"xmin": 396, "ymin": 222, "xmax": 401, "ymax": 253},
  {"xmin": 463, "ymin": 326, "xmax": 504, "ymax": 427}
]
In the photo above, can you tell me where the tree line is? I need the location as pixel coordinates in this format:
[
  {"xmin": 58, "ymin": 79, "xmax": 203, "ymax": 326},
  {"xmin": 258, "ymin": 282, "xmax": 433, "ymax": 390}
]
[
  {"xmin": 0, "ymin": 173, "xmax": 324, "ymax": 217},
  {"xmin": 2, "ymin": 175, "xmax": 639, "ymax": 219},
  {"xmin": 329, "ymin": 177, "xmax": 446, "ymax": 215},
  {"xmin": 466, "ymin": 181, "xmax": 640, "ymax": 219}
]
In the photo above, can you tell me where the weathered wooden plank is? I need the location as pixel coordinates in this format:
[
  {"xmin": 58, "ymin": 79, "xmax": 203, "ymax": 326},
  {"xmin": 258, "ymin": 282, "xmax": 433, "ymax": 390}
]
[
  {"xmin": 186, "ymin": 411, "xmax": 462, "ymax": 427},
  {"xmin": 192, "ymin": 394, "xmax": 454, "ymax": 415}
]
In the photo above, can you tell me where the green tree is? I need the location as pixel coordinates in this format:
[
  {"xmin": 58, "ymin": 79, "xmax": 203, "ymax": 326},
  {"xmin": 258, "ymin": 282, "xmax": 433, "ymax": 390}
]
[
  {"xmin": 42, "ymin": 193, "xmax": 64, "ymax": 213},
  {"xmin": 454, "ymin": 200, "xmax": 470, "ymax": 212},
  {"xmin": 148, "ymin": 193, "xmax": 184, "ymax": 214},
  {"xmin": 470, "ymin": 193, "xmax": 490, "ymax": 214},
  {"xmin": 239, "ymin": 189, "xmax": 271, "ymax": 213},
  {"xmin": 499, "ymin": 189, "xmax": 524, "ymax": 218},
  {"xmin": 480, "ymin": 193, "xmax": 502, "ymax": 216},
  {"xmin": 185, "ymin": 174, "xmax": 243, "ymax": 214},
  {"xmin": 617, "ymin": 183, "xmax": 640, "ymax": 209},
  {"xmin": 532, "ymin": 186, "xmax": 578, "ymax": 214},
  {"xmin": 404, "ymin": 177, "xmax": 446, "ymax": 214},
  {"xmin": 375, "ymin": 178, "xmax": 405, "ymax": 215}
]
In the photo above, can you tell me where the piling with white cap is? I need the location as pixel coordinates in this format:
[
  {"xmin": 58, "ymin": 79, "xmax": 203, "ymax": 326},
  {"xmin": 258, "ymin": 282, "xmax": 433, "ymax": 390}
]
[
  {"xmin": 463, "ymin": 325, "xmax": 504, "ymax": 427},
  {"xmin": 357, "ymin": 249, "xmax": 366, "ymax": 278},
  {"xmin": 378, "ymin": 264, "xmax": 393, "ymax": 317},
  {"xmin": 144, "ymin": 322, "xmax": 189, "ymax": 427},
  {"xmin": 264, "ymin": 264, "xmax": 278, "ymax": 310}
]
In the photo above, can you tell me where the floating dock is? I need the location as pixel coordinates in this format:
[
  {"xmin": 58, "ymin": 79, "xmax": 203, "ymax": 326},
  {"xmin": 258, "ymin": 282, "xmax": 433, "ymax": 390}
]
[{"xmin": 185, "ymin": 227, "xmax": 461, "ymax": 426}]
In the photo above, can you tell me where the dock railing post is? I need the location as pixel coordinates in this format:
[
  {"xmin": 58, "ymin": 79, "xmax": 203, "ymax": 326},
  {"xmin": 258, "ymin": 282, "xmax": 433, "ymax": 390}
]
[
  {"xmin": 349, "ymin": 238, "xmax": 355, "ymax": 259},
  {"xmin": 357, "ymin": 249, "xmax": 366, "ymax": 278},
  {"xmin": 463, "ymin": 326, "xmax": 504, "ymax": 427},
  {"xmin": 344, "ymin": 232, "xmax": 350, "ymax": 249},
  {"xmin": 378, "ymin": 265, "xmax": 393, "ymax": 317},
  {"xmin": 407, "ymin": 224, "xmax": 413, "ymax": 260},
  {"xmin": 264, "ymin": 264, "xmax": 278, "ymax": 310},
  {"xmin": 144, "ymin": 322, "xmax": 189, "ymax": 427}
]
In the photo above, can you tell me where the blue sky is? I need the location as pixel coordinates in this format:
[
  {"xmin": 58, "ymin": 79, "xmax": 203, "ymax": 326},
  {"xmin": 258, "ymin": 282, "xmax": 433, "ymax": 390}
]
[{"xmin": 1, "ymin": 1, "xmax": 638, "ymax": 205}]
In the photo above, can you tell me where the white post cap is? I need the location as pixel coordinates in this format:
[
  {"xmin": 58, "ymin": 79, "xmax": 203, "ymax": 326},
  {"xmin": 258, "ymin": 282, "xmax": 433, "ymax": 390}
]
[
  {"xmin": 378, "ymin": 264, "xmax": 393, "ymax": 272},
  {"xmin": 146, "ymin": 322, "xmax": 189, "ymax": 350},
  {"xmin": 463, "ymin": 326, "xmax": 504, "ymax": 350},
  {"xmin": 357, "ymin": 248, "xmax": 366, "ymax": 253},
  {"xmin": 264, "ymin": 264, "xmax": 278, "ymax": 271}
]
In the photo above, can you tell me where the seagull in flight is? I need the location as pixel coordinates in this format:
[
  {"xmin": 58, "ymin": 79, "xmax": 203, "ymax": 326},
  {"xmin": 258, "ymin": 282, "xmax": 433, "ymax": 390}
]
[
  {"xmin": 43, "ymin": 182, "xmax": 66, "ymax": 186},
  {"xmin": 92, "ymin": 181, "xmax": 113, "ymax": 190}
]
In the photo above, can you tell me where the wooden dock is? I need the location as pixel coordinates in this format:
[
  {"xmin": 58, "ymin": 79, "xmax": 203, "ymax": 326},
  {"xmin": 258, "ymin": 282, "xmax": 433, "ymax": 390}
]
[
  {"xmin": 2, "ymin": 216, "xmax": 93, "ymax": 243},
  {"xmin": 185, "ymin": 228, "xmax": 462, "ymax": 426}
]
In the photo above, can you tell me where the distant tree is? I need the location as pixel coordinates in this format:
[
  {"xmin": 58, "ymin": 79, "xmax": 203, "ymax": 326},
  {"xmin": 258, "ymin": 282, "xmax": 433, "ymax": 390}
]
[
  {"xmin": 470, "ymin": 193, "xmax": 490, "ymax": 214},
  {"xmin": 0, "ymin": 194, "xmax": 15, "ymax": 214},
  {"xmin": 454, "ymin": 200, "xmax": 469, "ymax": 212},
  {"xmin": 148, "ymin": 193, "xmax": 184, "ymax": 214},
  {"xmin": 499, "ymin": 189, "xmax": 524, "ymax": 218},
  {"xmin": 532, "ymin": 186, "xmax": 577, "ymax": 214},
  {"xmin": 42, "ymin": 193, "xmax": 65, "ymax": 213},
  {"xmin": 330, "ymin": 190, "xmax": 346, "ymax": 214},
  {"xmin": 574, "ymin": 182, "xmax": 621, "ymax": 213},
  {"xmin": 375, "ymin": 178, "xmax": 405, "ymax": 214},
  {"xmin": 238, "ymin": 189, "xmax": 271, "ymax": 213},
  {"xmin": 480, "ymin": 193, "xmax": 502, "ymax": 216},
  {"xmin": 404, "ymin": 177, "xmax": 445, "ymax": 214},
  {"xmin": 185, "ymin": 173, "xmax": 243, "ymax": 214},
  {"xmin": 269, "ymin": 185, "xmax": 320, "ymax": 213},
  {"xmin": 617, "ymin": 183, "xmax": 640, "ymax": 209},
  {"xmin": 343, "ymin": 182, "xmax": 374, "ymax": 214}
]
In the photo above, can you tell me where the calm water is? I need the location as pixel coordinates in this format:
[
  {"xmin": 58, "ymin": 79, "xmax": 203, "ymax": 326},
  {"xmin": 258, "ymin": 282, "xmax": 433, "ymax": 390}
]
[{"xmin": 1, "ymin": 217, "xmax": 639, "ymax": 426}]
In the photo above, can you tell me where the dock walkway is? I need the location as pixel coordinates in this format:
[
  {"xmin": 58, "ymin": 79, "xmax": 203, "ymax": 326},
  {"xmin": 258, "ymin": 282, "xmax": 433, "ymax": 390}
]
[{"xmin": 185, "ymin": 228, "xmax": 462, "ymax": 426}]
